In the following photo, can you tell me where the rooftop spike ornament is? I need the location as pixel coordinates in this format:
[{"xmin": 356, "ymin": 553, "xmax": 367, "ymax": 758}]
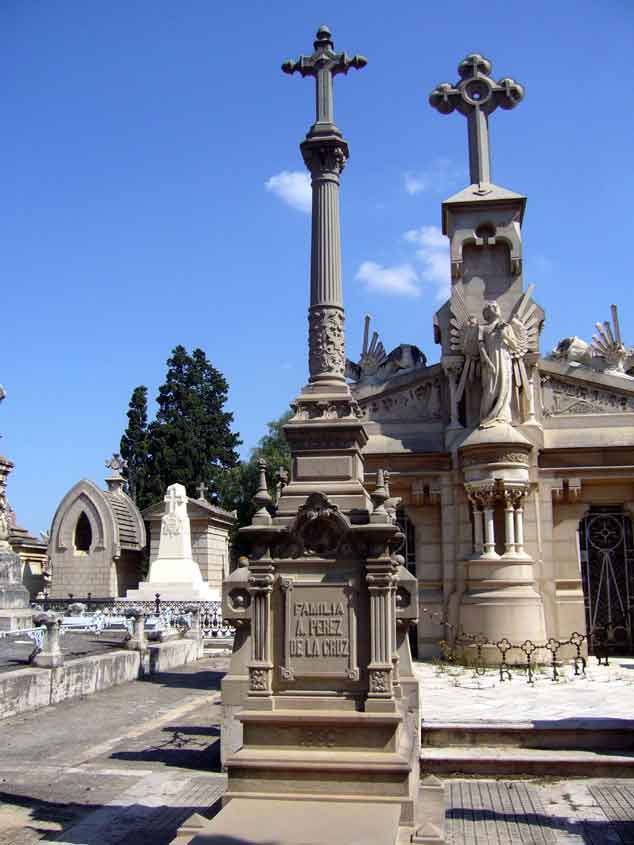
[{"xmin": 430, "ymin": 53, "xmax": 524, "ymax": 186}]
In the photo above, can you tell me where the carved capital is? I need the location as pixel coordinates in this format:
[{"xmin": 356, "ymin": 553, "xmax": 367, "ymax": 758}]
[{"xmin": 301, "ymin": 142, "xmax": 348, "ymax": 177}]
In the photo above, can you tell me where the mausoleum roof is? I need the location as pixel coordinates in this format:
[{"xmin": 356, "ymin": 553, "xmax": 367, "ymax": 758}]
[
  {"xmin": 104, "ymin": 491, "xmax": 145, "ymax": 547},
  {"xmin": 142, "ymin": 496, "xmax": 236, "ymax": 526}
]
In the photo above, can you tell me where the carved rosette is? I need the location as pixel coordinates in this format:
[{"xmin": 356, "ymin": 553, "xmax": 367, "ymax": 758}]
[{"xmin": 309, "ymin": 306, "xmax": 345, "ymax": 380}]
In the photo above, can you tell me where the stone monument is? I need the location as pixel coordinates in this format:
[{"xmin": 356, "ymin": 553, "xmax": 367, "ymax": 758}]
[
  {"xmin": 126, "ymin": 482, "xmax": 219, "ymax": 601},
  {"xmin": 0, "ymin": 387, "xmax": 33, "ymax": 631},
  {"xmin": 178, "ymin": 26, "xmax": 439, "ymax": 845},
  {"xmin": 429, "ymin": 54, "xmax": 546, "ymax": 649}
]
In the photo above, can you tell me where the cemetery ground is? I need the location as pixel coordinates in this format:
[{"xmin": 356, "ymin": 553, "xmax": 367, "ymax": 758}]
[{"xmin": 0, "ymin": 651, "xmax": 633, "ymax": 844}]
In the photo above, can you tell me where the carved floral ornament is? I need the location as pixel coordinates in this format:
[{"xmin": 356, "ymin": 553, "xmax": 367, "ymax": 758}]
[
  {"xmin": 460, "ymin": 449, "xmax": 530, "ymax": 468},
  {"xmin": 308, "ymin": 307, "xmax": 346, "ymax": 379},
  {"xmin": 301, "ymin": 142, "xmax": 348, "ymax": 177},
  {"xmin": 465, "ymin": 480, "xmax": 529, "ymax": 508},
  {"xmin": 289, "ymin": 397, "xmax": 362, "ymax": 423}
]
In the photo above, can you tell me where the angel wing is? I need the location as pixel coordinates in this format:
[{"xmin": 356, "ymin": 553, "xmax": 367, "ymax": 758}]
[
  {"xmin": 449, "ymin": 284, "xmax": 480, "ymax": 401},
  {"xmin": 508, "ymin": 284, "xmax": 541, "ymax": 394}
]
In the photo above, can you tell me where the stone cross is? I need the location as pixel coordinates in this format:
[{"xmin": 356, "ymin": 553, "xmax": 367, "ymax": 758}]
[
  {"xmin": 164, "ymin": 483, "xmax": 187, "ymax": 514},
  {"xmin": 105, "ymin": 453, "xmax": 127, "ymax": 474},
  {"xmin": 283, "ymin": 25, "xmax": 366, "ymax": 138},
  {"xmin": 430, "ymin": 54, "xmax": 524, "ymax": 185},
  {"xmin": 283, "ymin": 27, "xmax": 366, "ymax": 391},
  {"xmin": 197, "ymin": 481, "xmax": 208, "ymax": 501}
]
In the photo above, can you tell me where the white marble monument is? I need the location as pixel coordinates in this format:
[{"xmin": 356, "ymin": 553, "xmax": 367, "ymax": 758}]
[{"xmin": 126, "ymin": 483, "xmax": 218, "ymax": 601}]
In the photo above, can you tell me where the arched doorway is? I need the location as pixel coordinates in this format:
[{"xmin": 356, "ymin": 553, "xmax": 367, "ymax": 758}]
[{"xmin": 579, "ymin": 506, "xmax": 634, "ymax": 654}]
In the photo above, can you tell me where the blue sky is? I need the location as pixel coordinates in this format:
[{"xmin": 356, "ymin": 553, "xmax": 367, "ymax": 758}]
[{"xmin": 2, "ymin": 0, "xmax": 633, "ymax": 535}]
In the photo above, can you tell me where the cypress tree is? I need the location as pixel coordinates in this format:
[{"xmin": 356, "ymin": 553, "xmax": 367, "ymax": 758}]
[
  {"xmin": 120, "ymin": 386, "xmax": 149, "ymax": 506},
  {"xmin": 144, "ymin": 346, "xmax": 241, "ymax": 505}
]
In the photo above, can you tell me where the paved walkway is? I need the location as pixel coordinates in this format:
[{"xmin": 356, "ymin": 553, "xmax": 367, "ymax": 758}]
[
  {"xmin": 1, "ymin": 656, "xmax": 633, "ymax": 844},
  {"xmin": 416, "ymin": 655, "xmax": 634, "ymax": 723},
  {"xmin": 0, "ymin": 656, "xmax": 228, "ymax": 844}
]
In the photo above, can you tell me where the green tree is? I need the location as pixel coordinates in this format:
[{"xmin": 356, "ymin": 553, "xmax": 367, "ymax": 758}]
[
  {"xmin": 124, "ymin": 346, "xmax": 241, "ymax": 510},
  {"xmin": 218, "ymin": 410, "xmax": 292, "ymax": 544},
  {"xmin": 119, "ymin": 386, "xmax": 149, "ymax": 505}
]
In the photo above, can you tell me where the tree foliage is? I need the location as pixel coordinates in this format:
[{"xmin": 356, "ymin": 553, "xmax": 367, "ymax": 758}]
[
  {"xmin": 120, "ymin": 386, "xmax": 149, "ymax": 504},
  {"xmin": 218, "ymin": 410, "xmax": 292, "ymax": 545},
  {"xmin": 120, "ymin": 346, "xmax": 241, "ymax": 510}
]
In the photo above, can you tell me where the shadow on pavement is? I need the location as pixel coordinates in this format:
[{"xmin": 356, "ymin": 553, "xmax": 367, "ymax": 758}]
[
  {"xmin": 110, "ymin": 726, "xmax": 222, "ymax": 772},
  {"xmin": 141, "ymin": 670, "xmax": 224, "ymax": 691},
  {"xmin": 447, "ymin": 807, "xmax": 632, "ymax": 844},
  {"xmin": 0, "ymin": 790, "xmax": 220, "ymax": 844}
]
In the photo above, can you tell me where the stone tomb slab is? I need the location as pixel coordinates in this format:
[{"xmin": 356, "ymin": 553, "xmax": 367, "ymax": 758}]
[{"xmin": 188, "ymin": 798, "xmax": 401, "ymax": 845}]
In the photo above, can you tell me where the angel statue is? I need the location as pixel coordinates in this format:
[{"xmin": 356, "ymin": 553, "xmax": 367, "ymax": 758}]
[{"xmin": 450, "ymin": 285, "xmax": 540, "ymax": 428}]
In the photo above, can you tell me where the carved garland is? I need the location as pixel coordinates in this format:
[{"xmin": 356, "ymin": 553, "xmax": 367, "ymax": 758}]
[{"xmin": 309, "ymin": 307, "xmax": 345, "ymax": 379}]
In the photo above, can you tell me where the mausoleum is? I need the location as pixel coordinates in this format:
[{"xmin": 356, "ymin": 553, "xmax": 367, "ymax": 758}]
[
  {"xmin": 347, "ymin": 54, "xmax": 634, "ymax": 658},
  {"xmin": 47, "ymin": 456, "xmax": 146, "ymax": 598}
]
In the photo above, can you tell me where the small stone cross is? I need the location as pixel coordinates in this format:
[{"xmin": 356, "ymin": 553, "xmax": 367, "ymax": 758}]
[
  {"xmin": 430, "ymin": 54, "xmax": 524, "ymax": 185},
  {"xmin": 282, "ymin": 25, "xmax": 367, "ymax": 138},
  {"xmin": 197, "ymin": 481, "xmax": 208, "ymax": 501}
]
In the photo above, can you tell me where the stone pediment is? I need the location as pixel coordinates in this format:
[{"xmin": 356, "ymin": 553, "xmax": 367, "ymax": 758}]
[
  {"xmin": 142, "ymin": 497, "xmax": 236, "ymax": 526},
  {"xmin": 540, "ymin": 359, "xmax": 634, "ymax": 418},
  {"xmin": 353, "ymin": 363, "xmax": 444, "ymax": 424}
]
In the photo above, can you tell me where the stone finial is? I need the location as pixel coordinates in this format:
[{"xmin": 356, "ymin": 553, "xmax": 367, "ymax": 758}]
[
  {"xmin": 282, "ymin": 26, "xmax": 367, "ymax": 138},
  {"xmin": 252, "ymin": 458, "xmax": 273, "ymax": 525},
  {"xmin": 370, "ymin": 469, "xmax": 389, "ymax": 523},
  {"xmin": 197, "ymin": 481, "xmax": 208, "ymax": 501},
  {"xmin": 430, "ymin": 53, "xmax": 524, "ymax": 185}
]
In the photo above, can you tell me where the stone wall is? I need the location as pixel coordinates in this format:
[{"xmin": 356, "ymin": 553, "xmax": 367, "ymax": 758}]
[{"xmin": 0, "ymin": 638, "xmax": 202, "ymax": 721}]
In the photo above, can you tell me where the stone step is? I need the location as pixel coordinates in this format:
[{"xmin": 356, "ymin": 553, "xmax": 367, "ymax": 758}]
[
  {"xmin": 228, "ymin": 746, "xmax": 411, "ymax": 772},
  {"xmin": 419, "ymin": 745, "xmax": 634, "ymax": 778},
  {"xmin": 173, "ymin": 797, "xmax": 402, "ymax": 845},
  {"xmin": 421, "ymin": 719, "xmax": 634, "ymax": 750},
  {"xmin": 239, "ymin": 708, "xmax": 402, "ymax": 754}
]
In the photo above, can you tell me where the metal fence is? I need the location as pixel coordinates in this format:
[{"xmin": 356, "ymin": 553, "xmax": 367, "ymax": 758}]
[{"xmin": 38, "ymin": 593, "xmax": 234, "ymax": 641}]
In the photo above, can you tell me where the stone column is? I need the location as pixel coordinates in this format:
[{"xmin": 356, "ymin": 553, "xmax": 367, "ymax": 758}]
[
  {"xmin": 442, "ymin": 357, "xmax": 463, "ymax": 430},
  {"xmin": 247, "ymin": 563, "xmax": 275, "ymax": 699},
  {"xmin": 482, "ymin": 496, "xmax": 499, "ymax": 560},
  {"xmin": 301, "ymin": 142, "xmax": 348, "ymax": 392},
  {"xmin": 503, "ymin": 492, "xmax": 517, "ymax": 557},
  {"xmin": 32, "ymin": 612, "xmax": 64, "ymax": 668},
  {"xmin": 514, "ymin": 497, "xmax": 528, "ymax": 558}
]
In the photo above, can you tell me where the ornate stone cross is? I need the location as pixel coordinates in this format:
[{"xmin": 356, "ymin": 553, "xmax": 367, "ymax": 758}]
[
  {"xmin": 430, "ymin": 54, "xmax": 524, "ymax": 185},
  {"xmin": 283, "ymin": 27, "xmax": 366, "ymax": 392},
  {"xmin": 283, "ymin": 25, "xmax": 366, "ymax": 139},
  {"xmin": 197, "ymin": 481, "xmax": 208, "ymax": 501}
]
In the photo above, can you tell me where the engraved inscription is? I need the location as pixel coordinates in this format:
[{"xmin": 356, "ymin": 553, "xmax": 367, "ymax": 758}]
[
  {"xmin": 290, "ymin": 600, "xmax": 349, "ymax": 659},
  {"xmin": 282, "ymin": 583, "xmax": 358, "ymax": 679}
]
